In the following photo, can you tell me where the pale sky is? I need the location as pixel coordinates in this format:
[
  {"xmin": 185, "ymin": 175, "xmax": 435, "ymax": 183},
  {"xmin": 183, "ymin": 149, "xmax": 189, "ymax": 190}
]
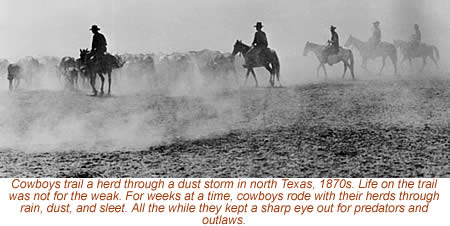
[{"xmin": 0, "ymin": 0, "xmax": 449, "ymax": 61}]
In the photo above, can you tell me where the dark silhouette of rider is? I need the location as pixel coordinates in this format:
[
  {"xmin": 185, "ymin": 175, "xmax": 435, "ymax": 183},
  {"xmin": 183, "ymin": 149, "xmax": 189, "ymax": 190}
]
[
  {"xmin": 246, "ymin": 22, "xmax": 269, "ymax": 66},
  {"xmin": 90, "ymin": 25, "xmax": 107, "ymax": 60},
  {"xmin": 323, "ymin": 25, "xmax": 339, "ymax": 61},
  {"xmin": 411, "ymin": 24, "xmax": 421, "ymax": 50},
  {"xmin": 370, "ymin": 21, "xmax": 381, "ymax": 51}
]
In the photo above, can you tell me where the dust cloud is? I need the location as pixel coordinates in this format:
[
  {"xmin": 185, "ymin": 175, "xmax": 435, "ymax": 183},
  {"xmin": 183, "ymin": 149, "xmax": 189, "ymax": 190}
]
[{"xmin": 1, "ymin": 0, "xmax": 450, "ymax": 153}]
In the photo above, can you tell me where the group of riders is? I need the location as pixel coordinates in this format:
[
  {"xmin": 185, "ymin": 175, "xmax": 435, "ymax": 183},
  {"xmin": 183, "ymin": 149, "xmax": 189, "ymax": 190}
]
[{"xmin": 322, "ymin": 21, "xmax": 422, "ymax": 62}]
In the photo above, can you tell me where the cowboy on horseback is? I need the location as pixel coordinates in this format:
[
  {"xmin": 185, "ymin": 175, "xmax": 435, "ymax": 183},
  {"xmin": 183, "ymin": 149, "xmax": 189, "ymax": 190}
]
[
  {"xmin": 322, "ymin": 25, "xmax": 339, "ymax": 62},
  {"xmin": 245, "ymin": 22, "xmax": 269, "ymax": 67},
  {"xmin": 89, "ymin": 25, "xmax": 107, "ymax": 62},
  {"xmin": 369, "ymin": 21, "xmax": 381, "ymax": 52},
  {"xmin": 411, "ymin": 24, "xmax": 421, "ymax": 51}
]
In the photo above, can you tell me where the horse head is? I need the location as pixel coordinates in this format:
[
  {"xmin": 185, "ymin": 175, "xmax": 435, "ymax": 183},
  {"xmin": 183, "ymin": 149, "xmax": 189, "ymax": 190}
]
[
  {"xmin": 344, "ymin": 35, "xmax": 353, "ymax": 47},
  {"xmin": 232, "ymin": 40, "xmax": 249, "ymax": 56},
  {"xmin": 303, "ymin": 41, "xmax": 311, "ymax": 56}
]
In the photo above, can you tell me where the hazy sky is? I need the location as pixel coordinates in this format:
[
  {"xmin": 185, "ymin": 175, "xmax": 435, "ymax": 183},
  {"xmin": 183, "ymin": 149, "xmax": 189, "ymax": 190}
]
[{"xmin": 0, "ymin": 0, "xmax": 449, "ymax": 60}]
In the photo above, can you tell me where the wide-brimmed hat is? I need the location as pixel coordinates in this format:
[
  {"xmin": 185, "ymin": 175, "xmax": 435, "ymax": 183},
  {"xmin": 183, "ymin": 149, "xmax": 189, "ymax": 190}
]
[
  {"xmin": 89, "ymin": 25, "xmax": 100, "ymax": 31},
  {"xmin": 330, "ymin": 25, "xmax": 337, "ymax": 30},
  {"xmin": 254, "ymin": 22, "xmax": 263, "ymax": 28},
  {"xmin": 414, "ymin": 24, "xmax": 419, "ymax": 28},
  {"xmin": 373, "ymin": 21, "xmax": 380, "ymax": 25}
]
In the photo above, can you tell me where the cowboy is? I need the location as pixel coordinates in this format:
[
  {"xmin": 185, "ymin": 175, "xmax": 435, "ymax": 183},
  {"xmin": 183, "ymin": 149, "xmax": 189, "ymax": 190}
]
[
  {"xmin": 246, "ymin": 22, "xmax": 269, "ymax": 66},
  {"xmin": 411, "ymin": 24, "xmax": 421, "ymax": 50},
  {"xmin": 322, "ymin": 25, "xmax": 339, "ymax": 61},
  {"xmin": 89, "ymin": 25, "xmax": 107, "ymax": 60},
  {"xmin": 370, "ymin": 21, "xmax": 381, "ymax": 51}
]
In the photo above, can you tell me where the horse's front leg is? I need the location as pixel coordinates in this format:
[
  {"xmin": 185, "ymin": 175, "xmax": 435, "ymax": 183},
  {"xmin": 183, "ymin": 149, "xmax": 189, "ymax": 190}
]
[
  {"xmin": 250, "ymin": 68, "xmax": 258, "ymax": 87},
  {"xmin": 322, "ymin": 64, "xmax": 328, "ymax": 80},
  {"xmin": 90, "ymin": 72, "xmax": 97, "ymax": 96},
  {"xmin": 316, "ymin": 64, "xmax": 321, "ymax": 77}
]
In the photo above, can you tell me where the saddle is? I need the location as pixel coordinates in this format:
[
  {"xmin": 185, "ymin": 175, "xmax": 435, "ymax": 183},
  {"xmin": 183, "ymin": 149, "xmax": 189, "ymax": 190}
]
[
  {"xmin": 245, "ymin": 47, "xmax": 271, "ymax": 67},
  {"xmin": 323, "ymin": 46, "xmax": 341, "ymax": 65}
]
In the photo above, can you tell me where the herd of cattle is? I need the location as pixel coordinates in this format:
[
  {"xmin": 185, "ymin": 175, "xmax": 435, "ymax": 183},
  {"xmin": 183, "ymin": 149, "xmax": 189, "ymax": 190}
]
[{"xmin": 0, "ymin": 49, "xmax": 237, "ymax": 91}]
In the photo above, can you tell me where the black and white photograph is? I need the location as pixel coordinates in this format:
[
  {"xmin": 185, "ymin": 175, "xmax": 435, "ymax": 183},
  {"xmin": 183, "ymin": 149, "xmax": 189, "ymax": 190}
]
[{"xmin": 0, "ymin": 0, "xmax": 449, "ymax": 178}]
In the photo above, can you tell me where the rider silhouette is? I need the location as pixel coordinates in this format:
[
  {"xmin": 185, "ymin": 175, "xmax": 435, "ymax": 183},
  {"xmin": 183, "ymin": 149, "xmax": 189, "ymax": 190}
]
[
  {"xmin": 370, "ymin": 21, "xmax": 381, "ymax": 51},
  {"xmin": 323, "ymin": 25, "xmax": 339, "ymax": 61},
  {"xmin": 411, "ymin": 24, "xmax": 421, "ymax": 50},
  {"xmin": 90, "ymin": 25, "xmax": 107, "ymax": 61},
  {"xmin": 246, "ymin": 22, "xmax": 269, "ymax": 67}
]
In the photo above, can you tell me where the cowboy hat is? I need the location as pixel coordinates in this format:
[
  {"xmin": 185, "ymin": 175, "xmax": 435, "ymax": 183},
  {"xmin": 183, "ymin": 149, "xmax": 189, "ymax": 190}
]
[
  {"xmin": 89, "ymin": 25, "xmax": 100, "ymax": 31},
  {"xmin": 330, "ymin": 25, "xmax": 337, "ymax": 30},
  {"xmin": 373, "ymin": 21, "xmax": 380, "ymax": 25},
  {"xmin": 254, "ymin": 22, "xmax": 263, "ymax": 28}
]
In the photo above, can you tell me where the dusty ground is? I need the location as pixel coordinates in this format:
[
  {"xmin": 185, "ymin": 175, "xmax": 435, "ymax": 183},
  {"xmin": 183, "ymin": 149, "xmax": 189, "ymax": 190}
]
[{"xmin": 0, "ymin": 74, "xmax": 449, "ymax": 177}]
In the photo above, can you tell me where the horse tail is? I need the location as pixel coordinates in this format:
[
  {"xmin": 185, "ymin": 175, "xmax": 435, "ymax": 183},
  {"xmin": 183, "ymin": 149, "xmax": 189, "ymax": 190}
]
[
  {"xmin": 272, "ymin": 51, "xmax": 281, "ymax": 80},
  {"xmin": 432, "ymin": 45, "xmax": 440, "ymax": 60}
]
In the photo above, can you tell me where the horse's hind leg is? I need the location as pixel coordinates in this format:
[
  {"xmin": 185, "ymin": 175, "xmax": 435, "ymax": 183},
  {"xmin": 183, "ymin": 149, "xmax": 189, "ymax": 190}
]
[
  {"xmin": 107, "ymin": 72, "xmax": 112, "ymax": 95},
  {"xmin": 244, "ymin": 69, "xmax": 250, "ymax": 86},
  {"xmin": 265, "ymin": 65, "xmax": 274, "ymax": 87},
  {"xmin": 99, "ymin": 73, "xmax": 105, "ymax": 95},
  {"xmin": 430, "ymin": 55, "xmax": 439, "ymax": 69},
  {"xmin": 342, "ymin": 61, "xmax": 348, "ymax": 79},
  {"xmin": 15, "ymin": 79, "xmax": 20, "ymax": 89},
  {"xmin": 378, "ymin": 56, "xmax": 386, "ymax": 76}
]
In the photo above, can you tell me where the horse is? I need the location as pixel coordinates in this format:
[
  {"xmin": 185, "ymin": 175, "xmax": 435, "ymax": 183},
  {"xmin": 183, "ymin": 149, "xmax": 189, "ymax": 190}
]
[
  {"xmin": 231, "ymin": 40, "xmax": 280, "ymax": 87},
  {"xmin": 393, "ymin": 40, "xmax": 439, "ymax": 72},
  {"xmin": 58, "ymin": 56, "xmax": 79, "ymax": 89},
  {"xmin": 303, "ymin": 41, "xmax": 355, "ymax": 80},
  {"xmin": 17, "ymin": 56, "xmax": 41, "ymax": 88},
  {"xmin": 79, "ymin": 49, "xmax": 125, "ymax": 96},
  {"xmin": 7, "ymin": 64, "xmax": 23, "ymax": 91},
  {"xmin": 344, "ymin": 35, "xmax": 397, "ymax": 75}
]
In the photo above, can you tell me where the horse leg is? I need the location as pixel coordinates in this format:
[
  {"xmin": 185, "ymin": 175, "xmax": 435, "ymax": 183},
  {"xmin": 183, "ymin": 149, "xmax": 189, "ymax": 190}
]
[
  {"xmin": 265, "ymin": 65, "xmax": 274, "ymax": 87},
  {"xmin": 378, "ymin": 56, "xmax": 386, "ymax": 76},
  {"xmin": 8, "ymin": 79, "xmax": 13, "ymax": 91},
  {"xmin": 108, "ymin": 72, "xmax": 112, "ymax": 95},
  {"xmin": 99, "ymin": 73, "xmax": 105, "ymax": 95},
  {"xmin": 342, "ymin": 61, "xmax": 348, "ymax": 79},
  {"xmin": 420, "ymin": 57, "xmax": 426, "ymax": 72},
  {"xmin": 322, "ymin": 64, "xmax": 328, "ymax": 80},
  {"xmin": 430, "ymin": 55, "xmax": 439, "ymax": 69},
  {"xmin": 90, "ymin": 72, "xmax": 97, "ymax": 96},
  {"xmin": 250, "ymin": 68, "xmax": 258, "ymax": 87},
  {"xmin": 316, "ymin": 64, "xmax": 321, "ymax": 78},
  {"xmin": 391, "ymin": 55, "xmax": 398, "ymax": 75},
  {"xmin": 244, "ymin": 69, "xmax": 250, "ymax": 86},
  {"xmin": 362, "ymin": 59, "xmax": 370, "ymax": 74},
  {"xmin": 15, "ymin": 79, "xmax": 20, "ymax": 89}
]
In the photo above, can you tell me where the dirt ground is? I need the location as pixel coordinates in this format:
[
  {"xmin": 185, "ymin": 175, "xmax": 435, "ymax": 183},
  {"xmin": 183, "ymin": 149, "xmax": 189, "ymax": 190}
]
[{"xmin": 0, "ymin": 74, "xmax": 449, "ymax": 177}]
